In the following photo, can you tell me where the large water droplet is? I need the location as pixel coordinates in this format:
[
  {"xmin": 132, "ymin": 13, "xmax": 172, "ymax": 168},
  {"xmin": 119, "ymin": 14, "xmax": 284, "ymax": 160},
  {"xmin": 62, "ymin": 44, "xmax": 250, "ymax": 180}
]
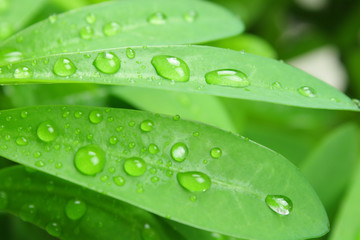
[
  {"xmin": 205, "ymin": 69, "xmax": 249, "ymax": 88},
  {"xmin": 140, "ymin": 120, "xmax": 154, "ymax": 132},
  {"xmin": 265, "ymin": 194, "xmax": 293, "ymax": 216},
  {"xmin": 0, "ymin": 191, "xmax": 8, "ymax": 209},
  {"xmin": 126, "ymin": 48, "xmax": 135, "ymax": 59},
  {"xmin": 53, "ymin": 58, "xmax": 77, "ymax": 77},
  {"xmin": 93, "ymin": 52, "xmax": 120, "ymax": 74},
  {"xmin": 151, "ymin": 55, "xmax": 190, "ymax": 82},
  {"xmin": 80, "ymin": 26, "xmax": 94, "ymax": 40},
  {"xmin": 65, "ymin": 199, "xmax": 87, "ymax": 220},
  {"xmin": 148, "ymin": 144, "xmax": 159, "ymax": 155},
  {"xmin": 0, "ymin": 48, "xmax": 23, "ymax": 64},
  {"xmin": 14, "ymin": 66, "xmax": 33, "ymax": 78},
  {"xmin": 297, "ymin": 86, "xmax": 316, "ymax": 98},
  {"xmin": 37, "ymin": 121, "xmax": 58, "ymax": 142},
  {"xmin": 177, "ymin": 171, "xmax": 211, "ymax": 192},
  {"xmin": 16, "ymin": 136, "xmax": 28, "ymax": 146},
  {"xmin": 103, "ymin": 22, "xmax": 121, "ymax": 36},
  {"xmin": 124, "ymin": 157, "xmax": 147, "ymax": 176},
  {"xmin": 74, "ymin": 145, "xmax": 106, "ymax": 176},
  {"xmin": 89, "ymin": 110, "xmax": 103, "ymax": 124},
  {"xmin": 171, "ymin": 142, "xmax": 188, "ymax": 162},
  {"xmin": 147, "ymin": 12, "xmax": 167, "ymax": 24},
  {"xmin": 46, "ymin": 222, "xmax": 62, "ymax": 237}
]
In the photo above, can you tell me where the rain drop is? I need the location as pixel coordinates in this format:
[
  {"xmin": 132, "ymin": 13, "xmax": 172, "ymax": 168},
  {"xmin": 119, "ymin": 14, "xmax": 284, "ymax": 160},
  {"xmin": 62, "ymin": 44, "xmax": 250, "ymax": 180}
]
[
  {"xmin": 46, "ymin": 222, "xmax": 62, "ymax": 237},
  {"xmin": 16, "ymin": 137, "xmax": 28, "ymax": 146},
  {"xmin": 147, "ymin": 12, "xmax": 167, "ymax": 24},
  {"xmin": 103, "ymin": 22, "xmax": 121, "ymax": 36},
  {"xmin": 53, "ymin": 57, "xmax": 77, "ymax": 77},
  {"xmin": 86, "ymin": 13, "xmax": 96, "ymax": 24},
  {"xmin": 177, "ymin": 171, "xmax": 211, "ymax": 192},
  {"xmin": 183, "ymin": 10, "xmax": 197, "ymax": 22},
  {"xmin": 93, "ymin": 52, "xmax": 121, "ymax": 74},
  {"xmin": 205, "ymin": 69, "xmax": 249, "ymax": 88},
  {"xmin": 140, "ymin": 120, "xmax": 154, "ymax": 132},
  {"xmin": 210, "ymin": 147, "xmax": 222, "ymax": 159},
  {"xmin": 65, "ymin": 199, "xmax": 87, "ymax": 220},
  {"xmin": 151, "ymin": 55, "xmax": 190, "ymax": 82},
  {"xmin": 80, "ymin": 26, "xmax": 94, "ymax": 40},
  {"xmin": 171, "ymin": 142, "xmax": 188, "ymax": 162},
  {"xmin": 113, "ymin": 176, "xmax": 126, "ymax": 186},
  {"xmin": 126, "ymin": 48, "xmax": 135, "ymax": 59},
  {"xmin": 14, "ymin": 66, "xmax": 33, "ymax": 78},
  {"xmin": 20, "ymin": 204, "xmax": 37, "ymax": 221},
  {"xmin": 265, "ymin": 194, "xmax": 293, "ymax": 216},
  {"xmin": 124, "ymin": 157, "xmax": 147, "ymax": 176},
  {"xmin": 148, "ymin": 144, "xmax": 159, "ymax": 154},
  {"xmin": 297, "ymin": 86, "xmax": 316, "ymax": 98},
  {"xmin": 89, "ymin": 110, "xmax": 103, "ymax": 124},
  {"xmin": 74, "ymin": 145, "xmax": 106, "ymax": 176},
  {"xmin": 37, "ymin": 121, "xmax": 58, "ymax": 142}
]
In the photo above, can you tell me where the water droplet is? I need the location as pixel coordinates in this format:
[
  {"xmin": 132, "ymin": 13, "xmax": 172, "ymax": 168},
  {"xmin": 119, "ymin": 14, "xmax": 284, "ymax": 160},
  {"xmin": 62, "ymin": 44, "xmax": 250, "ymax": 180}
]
[
  {"xmin": 173, "ymin": 115, "xmax": 180, "ymax": 121},
  {"xmin": 80, "ymin": 26, "xmax": 94, "ymax": 40},
  {"xmin": 46, "ymin": 222, "xmax": 61, "ymax": 237},
  {"xmin": 126, "ymin": 48, "xmax": 135, "ymax": 59},
  {"xmin": 184, "ymin": 10, "xmax": 197, "ymax": 22},
  {"xmin": 190, "ymin": 195, "xmax": 197, "ymax": 202},
  {"xmin": 140, "ymin": 120, "xmax": 154, "ymax": 132},
  {"xmin": 151, "ymin": 176, "xmax": 159, "ymax": 183},
  {"xmin": 210, "ymin": 147, "xmax": 222, "ymax": 159},
  {"xmin": 74, "ymin": 145, "xmax": 106, "ymax": 176},
  {"xmin": 16, "ymin": 137, "xmax": 28, "ymax": 146},
  {"xmin": 177, "ymin": 171, "xmax": 211, "ymax": 192},
  {"xmin": 205, "ymin": 69, "xmax": 249, "ymax": 88},
  {"xmin": 147, "ymin": 12, "xmax": 167, "ymax": 24},
  {"xmin": 151, "ymin": 55, "xmax": 190, "ymax": 82},
  {"xmin": 48, "ymin": 15, "xmax": 57, "ymax": 24},
  {"xmin": 65, "ymin": 199, "xmax": 87, "ymax": 220},
  {"xmin": 142, "ymin": 223, "xmax": 161, "ymax": 240},
  {"xmin": 93, "ymin": 52, "xmax": 120, "ymax": 74},
  {"xmin": 352, "ymin": 98, "xmax": 360, "ymax": 108},
  {"xmin": 89, "ymin": 110, "xmax": 103, "ymax": 124},
  {"xmin": 113, "ymin": 176, "xmax": 125, "ymax": 186},
  {"xmin": 0, "ymin": 191, "xmax": 8, "ymax": 209},
  {"xmin": 103, "ymin": 22, "xmax": 121, "ymax": 36},
  {"xmin": 86, "ymin": 13, "xmax": 96, "ymax": 24},
  {"xmin": 37, "ymin": 121, "xmax": 58, "ymax": 142},
  {"xmin": 272, "ymin": 81, "xmax": 282, "ymax": 89},
  {"xmin": 55, "ymin": 162, "xmax": 63, "ymax": 169},
  {"xmin": 35, "ymin": 160, "xmax": 45, "ymax": 167},
  {"xmin": 21, "ymin": 111, "xmax": 28, "ymax": 118},
  {"xmin": 171, "ymin": 142, "xmax": 188, "ymax": 162},
  {"xmin": 148, "ymin": 144, "xmax": 159, "ymax": 154},
  {"xmin": 53, "ymin": 57, "xmax": 77, "ymax": 77},
  {"xmin": 109, "ymin": 136, "xmax": 118, "ymax": 145},
  {"xmin": 265, "ymin": 195, "xmax": 293, "ymax": 215},
  {"xmin": 20, "ymin": 204, "xmax": 37, "ymax": 221},
  {"xmin": 193, "ymin": 131, "xmax": 199, "ymax": 137},
  {"xmin": 14, "ymin": 66, "xmax": 33, "ymax": 78},
  {"xmin": 128, "ymin": 121, "xmax": 136, "ymax": 127},
  {"xmin": 74, "ymin": 111, "xmax": 83, "ymax": 118},
  {"xmin": 297, "ymin": 86, "xmax": 316, "ymax": 98},
  {"xmin": 124, "ymin": 157, "xmax": 147, "ymax": 176}
]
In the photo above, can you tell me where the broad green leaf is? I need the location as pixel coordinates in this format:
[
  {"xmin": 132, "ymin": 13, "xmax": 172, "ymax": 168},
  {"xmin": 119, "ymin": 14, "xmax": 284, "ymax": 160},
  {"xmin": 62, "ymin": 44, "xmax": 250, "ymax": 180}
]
[
  {"xmin": 0, "ymin": 45, "xmax": 358, "ymax": 111},
  {"xmin": 8, "ymin": 216, "xmax": 57, "ymax": 240},
  {"xmin": 329, "ymin": 161, "xmax": 360, "ymax": 240},
  {"xmin": 0, "ymin": 166, "xmax": 181, "ymax": 240},
  {"xmin": 111, "ymin": 87, "xmax": 237, "ymax": 132},
  {"xmin": 0, "ymin": 0, "xmax": 243, "ymax": 64},
  {"xmin": 0, "ymin": 0, "xmax": 47, "ymax": 40},
  {"xmin": 301, "ymin": 124, "xmax": 359, "ymax": 218},
  {"xmin": 0, "ymin": 106, "xmax": 328, "ymax": 240}
]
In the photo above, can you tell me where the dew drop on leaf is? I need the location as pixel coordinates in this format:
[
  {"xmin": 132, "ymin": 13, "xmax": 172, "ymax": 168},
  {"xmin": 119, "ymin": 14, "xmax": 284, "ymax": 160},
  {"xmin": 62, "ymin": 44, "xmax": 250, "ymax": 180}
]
[
  {"xmin": 142, "ymin": 223, "xmax": 161, "ymax": 240},
  {"xmin": 53, "ymin": 57, "xmax": 77, "ymax": 77},
  {"xmin": 65, "ymin": 199, "xmax": 87, "ymax": 220},
  {"xmin": 171, "ymin": 142, "xmax": 188, "ymax": 162},
  {"xmin": 14, "ymin": 66, "xmax": 33, "ymax": 78},
  {"xmin": 113, "ymin": 176, "xmax": 126, "ymax": 186},
  {"xmin": 148, "ymin": 144, "xmax": 159, "ymax": 154},
  {"xmin": 16, "ymin": 136, "xmax": 28, "ymax": 146},
  {"xmin": 48, "ymin": 15, "xmax": 57, "ymax": 24},
  {"xmin": 272, "ymin": 81, "xmax": 282, "ymax": 89},
  {"xmin": 86, "ymin": 13, "xmax": 96, "ymax": 24},
  {"xmin": 80, "ymin": 26, "xmax": 94, "ymax": 40},
  {"xmin": 352, "ymin": 98, "xmax": 360, "ymax": 108},
  {"xmin": 103, "ymin": 22, "xmax": 121, "ymax": 36},
  {"xmin": 124, "ymin": 157, "xmax": 147, "ymax": 176},
  {"xmin": 0, "ymin": 191, "xmax": 8, "ymax": 209},
  {"xmin": 147, "ymin": 12, "xmax": 167, "ymax": 24},
  {"xmin": 46, "ymin": 222, "xmax": 62, "ymax": 237},
  {"xmin": 297, "ymin": 86, "xmax": 316, "ymax": 98},
  {"xmin": 74, "ymin": 145, "xmax": 106, "ymax": 176},
  {"xmin": 35, "ymin": 160, "xmax": 45, "ymax": 167},
  {"xmin": 140, "ymin": 120, "xmax": 154, "ymax": 132},
  {"xmin": 205, "ymin": 69, "xmax": 249, "ymax": 88},
  {"xmin": 20, "ymin": 111, "xmax": 28, "ymax": 119},
  {"xmin": 37, "ymin": 121, "xmax": 58, "ymax": 142},
  {"xmin": 93, "ymin": 52, "xmax": 121, "ymax": 74},
  {"xmin": 177, "ymin": 171, "xmax": 211, "ymax": 192},
  {"xmin": 20, "ymin": 204, "xmax": 37, "ymax": 221},
  {"xmin": 109, "ymin": 136, "xmax": 118, "ymax": 145},
  {"xmin": 126, "ymin": 48, "xmax": 136, "ymax": 59},
  {"xmin": 210, "ymin": 147, "xmax": 222, "ymax": 159},
  {"xmin": 89, "ymin": 110, "xmax": 103, "ymax": 124},
  {"xmin": 151, "ymin": 55, "xmax": 190, "ymax": 82},
  {"xmin": 265, "ymin": 194, "xmax": 293, "ymax": 216},
  {"xmin": 183, "ymin": 10, "xmax": 198, "ymax": 22}
]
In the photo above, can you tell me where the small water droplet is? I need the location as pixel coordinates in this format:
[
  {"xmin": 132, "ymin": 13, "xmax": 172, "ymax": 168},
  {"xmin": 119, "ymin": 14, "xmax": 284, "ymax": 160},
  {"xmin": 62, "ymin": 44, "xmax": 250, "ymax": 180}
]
[
  {"xmin": 124, "ymin": 157, "xmax": 147, "ymax": 176},
  {"xmin": 142, "ymin": 223, "xmax": 161, "ymax": 240},
  {"xmin": 93, "ymin": 52, "xmax": 120, "ymax": 74},
  {"xmin": 14, "ymin": 66, "xmax": 33, "ymax": 78},
  {"xmin": 46, "ymin": 222, "xmax": 61, "ymax": 237},
  {"xmin": 16, "ymin": 136, "xmax": 28, "ymax": 146},
  {"xmin": 297, "ymin": 86, "xmax": 316, "ymax": 98},
  {"xmin": 190, "ymin": 195, "xmax": 197, "ymax": 202},
  {"xmin": 193, "ymin": 131, "xmax": 199, "ymax": 137},
  {"xmin": 20, "ymin": 204, "xmax": 37, "ymax": 221},
  {"xmin": 65, "ymin": 199, "xmax": 87, "ymax": 220},
  {"xmin": 147, "ymin": 12, "xmax": 167, "ymax": 24},
  {"xmin": 173, "ymin": 115, "xmax": 180, "ymax": 121},
  {"xmin": 37, "ymin": 121, "xmax": 58, "ymax": 142},
  {"xmin": 55, "ymin": 162, "xmax": 63, "ymax": 169},
  {"xmin": 109, "ymin": 136, "xmax": 118, "ymax": 145},
  {"xmin": 183, "ymin": 10, "xmax": 197, "ymax": 22},
  {"xmin": 352, "ymin": 98, "xmax": 360, "ymax": 108},
  {"xmin": 128, "ymin": 121, "xmax": 136, "ymax": 127},
  {"xmin": 80, "ymin": 26, "xmax": 94, "ymax": 40},
  {"xmin": 140, "ymin": 120, "xmax": 154, "ymax": 132},
  {"xmin": 48, "ymin": 15, "xmax": 57, "ymax": 24},
  {"xmin": 265, "ymin": 194, "xmax": 293, "ymax": 215},
  {"xmin": 151, "ymin": 176, "xmax": 159, "ymax": 183},
  {"xmin": 103, "ymin": 22, "xmax": 121, "ymax": 36},
  {"xmin": 113, "ymin": 176, "xmax": 126, "ymax": 186},
  {"xmin": 86, "ymin": 13, "xmax": 96, "ymax": 24},
  {"xmin": 151, "ymin": 55, "xmax": 190, "ymax": 82},
  {"xmin": 126, "ymin": 48, "xmax": 135, "ymax": 59},
  {"xmin": 177, "ymin": 171, "xmax": 211, "ymax": 192},
  {"xmin": 74, "ymin": 145, "xmax": 106, "ymax": 176},
  {"xmin": 148, "ymin": 144, "xmax": 159, "ymax": 154},
  {"xmin": 205, "ymin": 69, "xmax": 249, "ymax": 88},
  {"xmin": 21, "ymin": 111, "xmax": 28, "ymax": 118},
  {"xmin": 89, "ymin": 110, "xmax": 103, "ymax": 124},
  {"xmin": 35, "ymin": 160, "xmax": 45, "ymax": 167},
  {"xmin": 272, "ymin": 81, "xmax": 282, "ymax": 89},
  {"xmin": 171, "ymin": 142, "xmax": 188, "ymax": 162},
  {"xmin": 0, "ymin": 191, "xmax": 8, "ymax": 209},
  {"xmin": 210, "ymin": 147, "xmax": 222, "ymax": 159},
  {"xmin": 53, "ymin": 57, "xmax": 77, "ymax": 77}
]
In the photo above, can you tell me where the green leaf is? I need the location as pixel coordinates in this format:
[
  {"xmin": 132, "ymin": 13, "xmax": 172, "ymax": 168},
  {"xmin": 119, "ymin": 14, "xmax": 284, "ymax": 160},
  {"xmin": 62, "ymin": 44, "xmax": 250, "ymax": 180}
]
[
  {"xmin": 0, "ymin": 105, "xmax": 329, "ymax": 240},
  {"xmin": 300, "ymin": 123, "xmax": 359, "ymax": 218},
  {"xmin": 0, "ymin": 0, "xmax": 47, "ymax": 40},
  {"xmin": 0, "ymin": 165, "xmax": 182, "ymax": 240},
  {"xmin": 0, "ymin": 45, "xmax": 357, "ymax": 111},
  {"xmin": 111, "ymin": 87, "xmax": 237, "ymax": 132},
  {"xmin": 0, "ymin": 0, "xmax": 243, "ymax": 64},
  {"xmin": 329, "ymin": 162, "xmax": 360, "ymax": 240}
]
